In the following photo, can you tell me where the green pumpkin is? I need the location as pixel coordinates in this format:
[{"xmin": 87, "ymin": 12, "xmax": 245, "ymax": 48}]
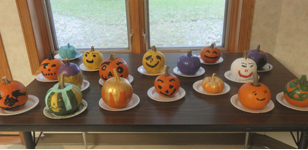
[
  {"xmin": 45, "ymin": 74, "xmax": 82, "ymax": 116},
  {"xmin": 59, "ymin": 43, "xmax": 77, "ymax": 59}
]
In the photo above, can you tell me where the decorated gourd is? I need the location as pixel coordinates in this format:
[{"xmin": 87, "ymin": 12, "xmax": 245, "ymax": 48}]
[
  {"xmin": 230, "ymin": 51, "xmax": 257, "ymax": 81},
  {"xmin": 57, "ymin": 58, "xmax": 83, "ymax": 88},
  {"xmin": 284, "ymin": 75, "xmax": 308, "ymax": 107},
  {"xmin": 99, "ymin": 53, "xmax": 129, "ymax": 82},
  {"xmin": 154, "ymin": 66, "xmax": 180, "ymax": 97},
  {"xmin": 101, "ymin": 68, "xmax": 133, "ymax": 108},
  {"xmin": 40, "ymin": 52, "xmax": 64, "ymax": 80},
  {"xmin": 0, "ymin": 77, "xmax": 28, "ymax": 110},
  {"xmin": 142, "ymin": 45, "xmax": 165, "ymax": 74},
  {"xmin": 200, "ymin": 43, "xmax": 221, "ymax": 63},
  {"xmin": 177, "ymin": 50, "xmax": 201, "ymax": 75},
  {"xmin": 202, "ymin": 73, "xmax": 224, "ymax": 93},
  {"xmin": 82, "ymin": 46, "xmax": 104, "ymax": 70},
  {"xmin": 238, "ymin": 72, "xmax": 271, "ymax": 110},
  {"xmin": 58, "ymin": 43, "xmax": 78, "ymax": 59},
  {"xmin": 248, "ymin": 45, "xmax": 268, "ymax": 70},
  {"xmin": 45, "ymin": 74, "xmax": 82, "ymax": 116}
]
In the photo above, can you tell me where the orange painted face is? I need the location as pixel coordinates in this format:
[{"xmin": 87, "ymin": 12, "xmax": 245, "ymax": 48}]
[
  {"xmin": 154, "ymin": 67, "xmax": 180, "ymax": 97},
  {"xmin": 200, "ymin": 43, "xmax": 221, "ymax": 63},
  {"xmin": 40, "ymin": 52, "xmax": 64, "ymax": 80},
  {"xmin": 99, "ymin": 54, "xmax": 129, "ymax": 82}
]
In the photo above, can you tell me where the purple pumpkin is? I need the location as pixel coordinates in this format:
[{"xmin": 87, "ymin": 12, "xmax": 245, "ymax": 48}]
[
  {"xmin": 248, "ymin": 45, "xmax": 268, "ymax": 70},
  {"xmin": 177, "ymin": 50, "xmax": 201, "ymax": 75},
  {"xmin": 57, "ymin": 58, "xmax": 83, "ymax": 88}
]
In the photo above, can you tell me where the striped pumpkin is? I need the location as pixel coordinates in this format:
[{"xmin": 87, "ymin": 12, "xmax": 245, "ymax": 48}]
[{"xmin": 45, "ymin": 74, "xmax": 82, "ymax": 116}]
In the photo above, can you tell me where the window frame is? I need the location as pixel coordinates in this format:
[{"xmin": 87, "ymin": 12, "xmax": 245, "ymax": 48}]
[{"xmin": 16, "ymin": 0, "xmax": 255, "ymax": 75}]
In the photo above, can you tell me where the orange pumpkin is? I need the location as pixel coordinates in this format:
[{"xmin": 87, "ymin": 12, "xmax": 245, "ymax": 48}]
[
  {"xmin": 238, "ymin": 72, "xmax": 271, "ymax": 110},
  {"xmin": 154, "ymin": 66, "xmax": 180, "ymax": 97},
  {"xmin": 284, "ymin": 75, "xmax": 308, "ymax": 107},
  {"xmin": 202, "ymin": 73, "xmax": 224, "ymax": 93},
  {"xmin": 40, "ymin": 52, "xmax": 64, "ymax": 80},
  {"xmin": 99, "ymin": 53, "xmax": 129, "ymax": 82},
  {"xmin": 0, "ymin": 77, "xmax": 28, "ymax": 110},
  {"xmin": 200, "ymin": 43, "xmax": 221, "ymax": 63}
]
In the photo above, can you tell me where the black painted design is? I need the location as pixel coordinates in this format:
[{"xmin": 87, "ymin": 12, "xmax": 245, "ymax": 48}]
[{"xmin": 4, "ymin": 90, "xmax": 27, "ymax": 107}]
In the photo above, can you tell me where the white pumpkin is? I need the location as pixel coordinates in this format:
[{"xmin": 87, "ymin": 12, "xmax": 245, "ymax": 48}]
[{"xmin": 231, "ymin": 51, "xmax": 257, "ymax": 81}]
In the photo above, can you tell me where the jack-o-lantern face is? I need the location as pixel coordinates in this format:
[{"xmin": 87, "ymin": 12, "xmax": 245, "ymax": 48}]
[
  {"xmin": 99, "ymin": 53, "xmax": 129, "ymax": 82},
  {"xmin": 284, "ymin": 75, "xmax": 308, "ymax": 107},
  {"xmin": 82, "ymin": 46, "xmax": 104, "ymax": 70},
  {"xmin": 231, "ymin": 51, "xmax": 257, "ymax": 81},
  {"xmin": 154, "ymin": 66, "xmax": 180, "ymax": 97},
  {"xmin": 200, "ymin": 43, "xmax": 221, "ymax": 63},
  {"xmin": 41, "ymin": 52, "xmax": 64, "ymax": 80},
  {"xmin": 142, "ymin": 46, "xmax": 165, "ymax": 74}
]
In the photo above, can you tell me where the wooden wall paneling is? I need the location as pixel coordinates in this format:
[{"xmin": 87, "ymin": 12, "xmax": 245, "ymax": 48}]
[{"xmin": 0, "ymin": 33, "xmax": 12, "ymax": 80}]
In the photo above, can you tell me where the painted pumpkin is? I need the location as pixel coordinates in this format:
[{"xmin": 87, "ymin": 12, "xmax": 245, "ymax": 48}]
[
  {"xmin": 231, "ymin": 51, "xmax": 257, "ymax": 81},
  {"xmin": 248, "ymin": 45, "xmax": 268, "ymax": 70},
  {"xmin": 101, "ymin": 68, "xmax": 133, "ymax": 108},
  {"xmin": 142, "ymin": 45, "xmax": 165, "ymax": 74},
  {"xmin": 57, "ymin": 58, "xmax": 83, "ymax": 88},
  {"xmin": 154, "ymin": 66, "xmax": 180, "ymax": 97},
  {"xmin": 58, "ymin": 43, "xmax": 77, "ymax": 59},
  {"xmin": 41, "ymin": 52, "xmax": 64, "ymax": 80},
  {"xmin": 200, "ymin": 43, "xmax": 221, "ymax": 63},
  {"xmin": 82, "ymin": 46, "xmax": 104, "ymax": 70},
  {"xmin": 238, "ymin": 72, "xmax": 271, "ymax": 110},
  {"xmin": 0, "ymin": 77, "xmax": 28, "ymax": 110},
  {"xmin": 45, "ymin": 74, "xmax": 82, "ymax": 116},
  {"xmin": 99, "ymin": 53, "xmax": 129, "ymax": 82},
  {"xmin": 202, "ymin": 73, "xmax": 224, "ymax": 93},
  {"xmin": 177, "ymin": 50, "xmax": 201, "ymax": 75},
  {"xmin": 284, "ymin": 75, "xmax": 308, "ymax": 107}
]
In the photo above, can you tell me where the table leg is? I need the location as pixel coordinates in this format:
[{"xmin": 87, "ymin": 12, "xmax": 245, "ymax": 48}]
[
  {"xmin": 22, "ymin": 131, "xmax": 35, "ymax": 149},
  {"xmin": 298, "ymin": 131, "xmax": 308, "ymax": 149}
]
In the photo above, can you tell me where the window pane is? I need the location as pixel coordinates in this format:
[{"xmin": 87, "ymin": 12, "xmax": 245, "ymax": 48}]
[
  {"xmin": 50, "ymin": 0, "xmax": 128, "ymax": 48},
  {"xmin": 149, "ymin": 0, "xmax": 226, "ymax": 47}
]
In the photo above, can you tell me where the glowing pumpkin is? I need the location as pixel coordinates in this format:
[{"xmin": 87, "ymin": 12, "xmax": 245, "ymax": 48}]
[
  {"xmin": 82, "ymin": 46, "xmax": 104, "ymax": 70},
  {"xmin": 40, "ymin": 52, "xmax": 64, "ymax": 80},
  {"xmin": 202, "ymin": 73, "xmax": 224, "ymax": 93},
  {"xmin": 99, "ymin": 53, "xmax": 129, "ymax": 82},
  {"xmin": 0, "ymin": 77, "xmax": 28, "ymax": 110},
  {"xmin": 200, "ymin": 43, "xmax": 221, "ymax": 63},
  {"xmin": 284, "ymin": 75, "xmax": 308, "ymax": 107},
  {"xmin": 101, "ymin": 68, "xmax": 133, "ymax": 108},
  {"xmin": 238, "ymin": 72, "xmax": 271, "ymax": 110},
  {"xmin": 230, "ymin": 51, "xmax": 257, "ymax": 81},
  {"xmin": 154, "ymin": 66, "xmax": 180, "ymax": 97},
  {"xmin": 142, "ymin": 46, "xmax": 165, "ymax": 74}
]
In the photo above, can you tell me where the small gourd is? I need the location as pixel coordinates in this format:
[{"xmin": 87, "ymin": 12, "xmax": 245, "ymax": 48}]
[
  {"xmin": 230, "ymin": 51, "xmax": 257, "ymax": 81},
  {"xmin": 99, "ymin": 53, "xmax": 129, "ymax": 82},
  {"xmin": 58, "ymin": 43, "xmax": 78, "ymax": 59},
  {"xmin": 202, "ymin": 73, "xmax": 224, "ymax": 93},
  {"xmin": 57, "ymin": 58, "xmax": 83, "ymax": 88},
  {"xmin": 101, "ymin": 68, "xmax": 133, "ymax": 108},
  {"xmin": 200, "ymin": 43, "xmax": 221, "ymax": 63},
  {"xmin": 40, "ymin": 52, "xmax": 64, "ymax": 80},
  {"xmin": 142, "ymin": 46, "xmax": 165, "ymax": 74},
  {"xmin": 284, "ymin": 75, "xmax": 308, "ymax": 107},
  {"xmin": 154, "ymin": 66, "xmax": 180, "ymax": 97},
  {"xmin": 82, "ymin": 46, "xmax": 104, "ymax": 70}
]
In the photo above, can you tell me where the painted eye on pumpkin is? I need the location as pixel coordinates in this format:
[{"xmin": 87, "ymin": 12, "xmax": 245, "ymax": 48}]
[
  {"xmin": 156, "ymin": 55, "xmax": 161, "ymax": 60},
  {"xmin": 264, "ymin": 90, "xmax": 267, "ymax": 93},
  {"xmin": 213, "ymin": 51, "xmax": 218, "ymax": 54},
  {"xmin": 43, "ymin": 63, "xmax": 49, "ymax": 69},
  {"xmin": 145, "ymin": 55, "xmax": 152, "ymax": 60},
  {"xmin": 206, "ymin": 50, "xmax": 210, "ymax": 53},
  {"xmin": 51, "ymin": 64, "xmax": 56, "ymax": 67},
  {"xmin": 102, "ymin": 65, "xmax": 107, "ymax": 70},
  {"xmin": 85, "ymin": 53, "xmax": 88, "ymax": 57},
  {"xmin": 117, "ymin": 67, "xmax": 124, "ymax": 73},
  {"xmin": 157, "ymin": 79, "xmax": 164, "ymax": 83},
  {"xmin": 250, "ymin": 64, "xmax": 254, "ymax": 68},
  {"xmin": 93, "ymin": 54, "xmax": 96, "ymax": 57},
  {"xmin": 169, "ymin": 85, "xmax": 173, "ymax": 89},
  {"xmin": 158, "ymin": 85, "xmax": 162, "ymax": 89}
]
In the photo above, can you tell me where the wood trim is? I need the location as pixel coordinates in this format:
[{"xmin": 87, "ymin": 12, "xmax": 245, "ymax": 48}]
[
  {"xmin": 227, "ymin": 0, "xmax": 255, "ymax": 52},
  {"xmin": 0, "ymin": 33, "xmax": 12, "ymax": 80},
  {"xmin": 129, "ymin": 0, "xmax": 145, "ymax": 53}
]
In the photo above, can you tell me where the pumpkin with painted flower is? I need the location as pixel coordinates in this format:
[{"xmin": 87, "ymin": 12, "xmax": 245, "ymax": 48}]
[
  {"xmin": 230, "ymin": 51, "xmax": 257, "ymax": 81},
  {"xmin": 284, "ymin": 75, "xmax": 308, "ymax": 107},
  {"xmin": 82, "ymin": 46, "xmax": 104, "ymax": 70},
  {"xmin": 154, "ymin": 66, "xmax": 180, "ymax": 97},
  {"xmin": 142, "ymin": 46, "xmax": 165, "ymax": 74}
]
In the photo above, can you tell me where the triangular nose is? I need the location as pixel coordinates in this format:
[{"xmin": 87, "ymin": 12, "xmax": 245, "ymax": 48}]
[{"xmin": 165, "ymin": 90, "xmax": 169, "ymax": 93}]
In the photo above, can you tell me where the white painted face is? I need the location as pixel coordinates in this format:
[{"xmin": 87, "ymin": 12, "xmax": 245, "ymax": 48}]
[{"xmin": 231, "ymin": 57, "xmax": 257, "ymax": 81}]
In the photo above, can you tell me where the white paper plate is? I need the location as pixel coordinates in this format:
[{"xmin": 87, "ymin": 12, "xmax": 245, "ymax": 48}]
[
  {"xmin": 193, "ymin": 80, "xmax": 230, "ymax": 95},
  {"xmin": 54, "ymin": 52, "xmax": 83, "ymax": 60},
  {"xmin": 79, "ymin": 63, "xmax": 99, "ymax": 72},
  {"xmin": 43, "ymin": 99, "xmax": 87, "ymax": 119},
  {"xmin": 224, "ymin": 70, "xmax": 259, "ymax": 83},
  {"xmin": 230, "ymin": 94, "xmax": 274, "ymax": 113},
  {"xmin": 36, "ymin": 73, "xmax": 58, "ymax": 82},
  {"xmin": 99, "ymin": 93, "xmax": 140, "ymax": 111},
  {"xmin": 99, "ymin": 75, "xmax": 133, "ymax": 85},
  {"xmin": 276, "ymin": 92, "xmax": 308, "ymax": 111},
  {"xmin": 54, "ymin": 80, "xmax": 89, "ymax": 91},
  {"xmin": 198, "ymin": 55, "xmax": 224, "ymax": 65},
  {"xmin": 147, "ymin": 86, "xmax": 185, "ymax": 102},
  {"xmin": 137, "ymin": 66, "xmax": 165, "ymax": 76},
  {"xmin": 257, "ymin": 63, "xmax": 273, "ymax": 72},
  {"xmin": 173, "ymin": 67, "xmax": 205, "ymax": 77},
  {"xmin": 0, "ymin": 95, "xmax": 39, "ymax": 116}
]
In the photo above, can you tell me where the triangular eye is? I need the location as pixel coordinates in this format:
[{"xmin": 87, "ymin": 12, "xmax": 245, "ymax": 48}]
[{"xmin": 145, "ymin": 55, "xmax": 152, "ymax": 60}]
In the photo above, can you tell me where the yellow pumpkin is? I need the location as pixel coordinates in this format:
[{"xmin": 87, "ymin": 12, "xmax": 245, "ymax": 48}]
[
  {"xmin": 202, "ymin": 73, "xmax": 224, "ymax": 93},
  {"xmin": 82, "ymin": 46, "xmax": 104, "ymax": 70},
  {"xmin": 142, "ymin": 46, "xmax": 165, "ymax": 74}
]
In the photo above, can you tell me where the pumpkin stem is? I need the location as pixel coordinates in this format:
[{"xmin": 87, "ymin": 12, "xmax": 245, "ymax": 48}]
[
  {"xmin": 48, "ymin": 52, "xmax": 54, "ymax": 60},
  {"xmin": 243, "ymin": 50, "xmax": 248, "ymax": 60},
  {"xmin": 164, "ymin": 66, "xmax": 170, "ymax": 76},
  {"xmin": 58, "ymin": 73, "xmax": 65, "ymax": 89},
  {"xmin": 2, "ymin": 76, "xmax": 10, "ymax": 84},
  {"xmin": 112, "ymin": 68, "xmax": 120, "ymax": 82},
  {"xmin": 110, "ymin": 53, "xmax": 116, "ymax": 61},
  {"xmin": 67, "ymin": 43, "xmax": 70, "ymax": 48},
  {"xmin": 300, "ymin": 75, "xmax": 307, "ymax": 84},
  {"xmin": 256, "ymin": 45, "xmax": 261, "ymax": 52},
  {"xmin": 210, "ymin": 43, "xmax": 216, "ymax": 48},
  {"xmin": 91, "ymin": 46, "xmax": 94, "ymax": 51},
  {"xmin": 63, "ymin": 58, "xmax": 69, "ymax": 65},
  {"xmin": 187, "ymin": 50, "xmax": 192, "ymax": 57},
  {"xmin": 211, "ymin": 73, "xmax": 216, "ymax": 81},
  {"xmin": 151, "ymin": 45, "xmax": 157, "ymax": 52},
  {"xmin": 252, "ymin": 72, "xmax": 259, "ymax": 86}
]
